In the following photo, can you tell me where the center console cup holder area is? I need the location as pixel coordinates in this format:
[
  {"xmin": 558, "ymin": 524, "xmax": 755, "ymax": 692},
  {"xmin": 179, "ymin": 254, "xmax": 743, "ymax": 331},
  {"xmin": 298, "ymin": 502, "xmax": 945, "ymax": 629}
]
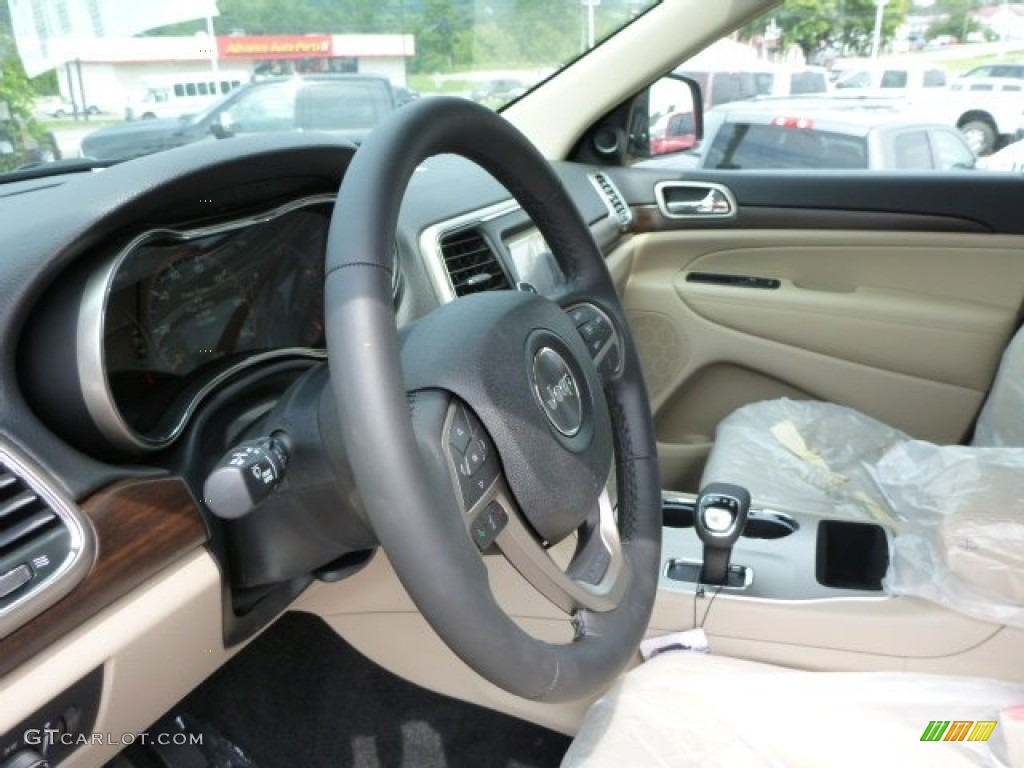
[
  {"xmin": 663, "ymin": 498, "xmax": 799, "ymax": 540},
  {"xmin": 661, "ymin": 494, "xmax": 890, "ymax": 600}
]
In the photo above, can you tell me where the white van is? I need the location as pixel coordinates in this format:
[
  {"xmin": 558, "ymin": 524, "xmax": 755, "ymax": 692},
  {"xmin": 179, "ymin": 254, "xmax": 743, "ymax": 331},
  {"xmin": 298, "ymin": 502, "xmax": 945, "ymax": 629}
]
[
  {"xmin": 834, "ymin": 62, "xmax": 949, "ymax": 94},
  {"xmin": 125, "ymin": 73, "xmax": 245, "ymax": 120}
]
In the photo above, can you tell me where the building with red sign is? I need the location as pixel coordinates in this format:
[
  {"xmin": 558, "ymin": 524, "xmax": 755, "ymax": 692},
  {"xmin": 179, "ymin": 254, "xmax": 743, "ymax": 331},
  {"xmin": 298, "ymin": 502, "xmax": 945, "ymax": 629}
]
[{"xmin": 52, "ymin": 33, "xmax": 414, "ymax": 118}]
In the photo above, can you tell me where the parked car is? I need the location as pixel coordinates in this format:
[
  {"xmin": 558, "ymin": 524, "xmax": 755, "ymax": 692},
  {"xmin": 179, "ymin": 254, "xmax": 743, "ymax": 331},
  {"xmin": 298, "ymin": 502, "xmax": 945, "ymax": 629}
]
[
  {"xmin": 470, "ymin": 78, "xmax": 528, "ymax": 103},
  {"xmin": 702, "ymin": 102, "xmax": 975, "ymax": 171},
  {"xmin": 645, "ymin": 97, "xmax": 976, "ymax": 171},
  {"xmin": 33, "ymin": 96, "xmax": 76, "ymax": 119},
  {"xmin": 81, "ymin": 74, "xmax": 397, "ymax": 161},
  {"xmin": 936, "ymin": 76, "xmax": 1024, "ymax": 154},
  {"xmin": 0, "ymin": 116, "xmax": 60, "ymax": 172},
  {"xmin": 963, "ymin": 63, "xmax": 1024, "ymax": 79},
  {"xmin": 32, "ymin": 95, "xmax": 105, "ymax": 119},
  {"xmin": 650, "ymin": 110, "xmax": 698, "ymax": 155},
  {"xmin": 978, "ymin": 137, "xmax": 1024, "ymax": 171},
  {"xmin": 393, "ymin": 86, "xmax": 420, "ymax": 106}
]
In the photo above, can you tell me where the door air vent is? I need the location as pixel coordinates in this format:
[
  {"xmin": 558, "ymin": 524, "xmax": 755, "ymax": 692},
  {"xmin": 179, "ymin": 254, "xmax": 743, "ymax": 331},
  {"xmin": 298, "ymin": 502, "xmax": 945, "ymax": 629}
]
[
  {"xmin": 590, "ymin": 172, "xmax": 633, "ymax": 231},
  {"xmin": 438, "ymin": 227, "xmax": 511, "ymax": 297},
  {"xmin": 0, "ymin": 445, "xmax": 92, "ymax": 639}
]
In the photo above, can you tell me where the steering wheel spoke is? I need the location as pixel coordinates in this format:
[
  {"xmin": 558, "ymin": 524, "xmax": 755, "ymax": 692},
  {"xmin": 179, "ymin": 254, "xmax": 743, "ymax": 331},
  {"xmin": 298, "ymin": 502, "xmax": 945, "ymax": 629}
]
[{"xmin": 491, "ymin": 476, "xmax": 629, "ymax": 615}]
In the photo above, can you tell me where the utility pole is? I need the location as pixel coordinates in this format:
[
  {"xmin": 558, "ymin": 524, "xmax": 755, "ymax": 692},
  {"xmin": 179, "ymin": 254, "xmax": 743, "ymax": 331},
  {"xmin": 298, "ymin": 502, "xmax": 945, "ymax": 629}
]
[
  {"xmin": 207, "ymin": 13, "xmax": 219, "ymax": 72},
  {"xmin": 871, "ymin": 0, "xmax": 889, "ymax": 59},
  {"xmin": 581, "ymin": 0, "xmax": 599, "ymax": 50}
]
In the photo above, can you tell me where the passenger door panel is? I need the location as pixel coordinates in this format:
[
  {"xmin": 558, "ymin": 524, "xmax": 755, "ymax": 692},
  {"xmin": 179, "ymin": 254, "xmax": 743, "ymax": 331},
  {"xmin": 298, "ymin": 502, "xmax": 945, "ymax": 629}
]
[{"xmin": 608, "ymin": 171, "xmax": 1024, "ymax": 492}]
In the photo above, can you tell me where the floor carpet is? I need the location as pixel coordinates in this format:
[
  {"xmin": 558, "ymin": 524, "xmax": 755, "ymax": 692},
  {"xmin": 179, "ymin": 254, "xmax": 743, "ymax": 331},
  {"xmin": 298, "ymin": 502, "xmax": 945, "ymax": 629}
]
[{"xmin": 177, "ymin": 611, "xmax": 573, "ymax": 768}]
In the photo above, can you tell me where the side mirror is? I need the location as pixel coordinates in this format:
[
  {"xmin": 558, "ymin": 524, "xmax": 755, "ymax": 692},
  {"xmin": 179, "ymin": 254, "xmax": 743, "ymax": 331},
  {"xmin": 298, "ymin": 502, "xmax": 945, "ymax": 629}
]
[
  {"xmin": 629, "ymin": 74, "xmax": 703, "ymax": 159},
  {"xmin": 211, "ymin": 110, "xmax": 234, "ymax": 139}
]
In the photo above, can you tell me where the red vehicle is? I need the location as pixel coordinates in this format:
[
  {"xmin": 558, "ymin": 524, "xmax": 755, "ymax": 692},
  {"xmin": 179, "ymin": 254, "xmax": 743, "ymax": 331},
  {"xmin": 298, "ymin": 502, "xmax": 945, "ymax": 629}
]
[{"xmin": 650, "ymin": 111, "xmax": 696, "ymax": 154}]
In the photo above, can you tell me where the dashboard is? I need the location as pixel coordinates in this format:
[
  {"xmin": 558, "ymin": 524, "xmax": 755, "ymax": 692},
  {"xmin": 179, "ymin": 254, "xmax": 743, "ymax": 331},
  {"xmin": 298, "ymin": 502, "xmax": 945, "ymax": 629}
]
[{"xmin": 0, "ymin": 133, "xmax": 631, "ymax": 767}]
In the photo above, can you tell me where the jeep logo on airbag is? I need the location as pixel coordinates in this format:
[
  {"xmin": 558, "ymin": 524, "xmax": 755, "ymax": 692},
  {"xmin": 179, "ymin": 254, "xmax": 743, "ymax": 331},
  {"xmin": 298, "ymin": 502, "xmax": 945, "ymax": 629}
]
[{"xmin": 531, "ymin": 347, "xmax": 582, "ymax": 437}]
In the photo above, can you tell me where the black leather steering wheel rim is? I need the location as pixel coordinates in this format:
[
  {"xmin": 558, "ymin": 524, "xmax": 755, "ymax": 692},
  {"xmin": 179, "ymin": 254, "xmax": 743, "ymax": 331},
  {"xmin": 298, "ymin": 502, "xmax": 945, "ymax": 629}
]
[{"xmin": 324, "ymin": 96, "xmax": 662, "ymax": 702}]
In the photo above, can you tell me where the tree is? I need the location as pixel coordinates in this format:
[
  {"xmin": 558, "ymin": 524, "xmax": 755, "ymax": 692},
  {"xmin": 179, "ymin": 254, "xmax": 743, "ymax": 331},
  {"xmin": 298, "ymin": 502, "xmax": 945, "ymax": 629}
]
[
  {"xmin": 412, "ymin": 0, "xmax": 470, "ymax": 72},
  {"xmin": 0, "ymin": 7, "xmax": 52, "ymax": 171},
  {"xmin": 741, "ymin": 0, "xmax": 911, "ymax": 58},
  {"xmin": 504, "ymin": 0, "xmax": 576, "ymax": 67},
  {"xmin": 926, "ymin": 0, "xmax": 982, "ymax": 42}
]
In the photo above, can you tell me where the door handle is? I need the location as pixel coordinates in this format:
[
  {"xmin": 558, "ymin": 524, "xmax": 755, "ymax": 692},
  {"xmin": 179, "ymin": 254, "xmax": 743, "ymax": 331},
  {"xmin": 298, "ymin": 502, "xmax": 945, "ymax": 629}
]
[{"xmin": 655, "ymin": 181, "xmax": 737, "ymax": 221}]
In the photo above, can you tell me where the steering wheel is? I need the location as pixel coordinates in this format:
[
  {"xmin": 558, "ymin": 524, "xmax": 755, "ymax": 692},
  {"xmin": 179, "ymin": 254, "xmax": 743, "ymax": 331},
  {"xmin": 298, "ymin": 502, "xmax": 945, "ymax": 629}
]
[{"xmin": 324, "ymin": 97, "xmax": 661, "ymax": 702}]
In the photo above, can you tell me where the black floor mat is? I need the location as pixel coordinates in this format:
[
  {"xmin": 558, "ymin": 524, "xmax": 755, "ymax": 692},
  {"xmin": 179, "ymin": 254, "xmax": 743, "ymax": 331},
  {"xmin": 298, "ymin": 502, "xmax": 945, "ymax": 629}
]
[{"xmin": 179, "ymin": 611, "xmax": 571, "ymax": 768}]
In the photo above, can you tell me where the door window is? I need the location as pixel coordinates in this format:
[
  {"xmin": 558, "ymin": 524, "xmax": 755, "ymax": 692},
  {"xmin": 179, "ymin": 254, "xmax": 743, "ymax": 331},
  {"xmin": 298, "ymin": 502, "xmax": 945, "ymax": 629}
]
[
  {"xmin": 880, "ymin": 70, "xmax": 908, "ymax": 88},
  {"xmin": 300, "ymin": 83, "xmax": 383, "ymax": 131},
  {"xmin": 891, "ymin": 131, "xmax": 933, "ymax": 169},
  {"xmin": 222, "ymin": 83, "xmax": 297, "ymax": 133},
  {"xmin": 931, "ymin": 130, "xmax": 975, "ymax": 170}
]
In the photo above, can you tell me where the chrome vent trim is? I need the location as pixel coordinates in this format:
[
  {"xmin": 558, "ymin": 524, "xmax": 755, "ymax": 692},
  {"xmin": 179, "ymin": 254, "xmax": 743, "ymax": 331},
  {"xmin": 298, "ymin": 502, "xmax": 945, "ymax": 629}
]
[
  {"xmin": 0, "ymin": 442, "xmax": 94, "ymax": 639},
  {"xmin": 438, "ymin": 227, "xmax": 511, "ymax": 297},
  {"xmin": 419, "ymin": 200, "xmax": 520, "ymax": 304},
  {"xmin": 589, "ymin": 172, "xmax": 632, "ymax": 231}
]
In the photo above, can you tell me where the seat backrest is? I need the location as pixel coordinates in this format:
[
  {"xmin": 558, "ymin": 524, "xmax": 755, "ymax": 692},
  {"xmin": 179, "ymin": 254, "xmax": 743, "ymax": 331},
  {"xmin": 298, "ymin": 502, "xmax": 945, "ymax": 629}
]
[{"xmin": 972, "ymin": 324, "xmax": 1024, "ymax": 447}]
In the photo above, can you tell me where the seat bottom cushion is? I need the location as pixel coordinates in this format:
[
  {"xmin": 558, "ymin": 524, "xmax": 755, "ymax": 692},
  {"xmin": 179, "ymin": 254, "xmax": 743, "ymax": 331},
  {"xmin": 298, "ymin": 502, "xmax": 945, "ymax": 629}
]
[
  {"xmin": 699, "ymin": 398, "xmax": 908, "ymax": 523},
  {"xmin": 562, "ymin": 652, "xmax": 1024, "ymax": 767}
]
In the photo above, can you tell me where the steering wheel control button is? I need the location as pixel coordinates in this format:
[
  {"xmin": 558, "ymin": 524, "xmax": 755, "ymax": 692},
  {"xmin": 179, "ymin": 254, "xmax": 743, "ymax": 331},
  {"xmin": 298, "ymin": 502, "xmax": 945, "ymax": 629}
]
[
  {"xmin": 569, "ymin": 304, "xmax": 600, "ymax": 328},
  {"xmin": 580, "ymin": 325, "xmax": 607, "ymax": 356},
  {"xmin": 447, "ymin": 403, "xmax": 501, "ymax": 511},
  {"xmin": 459, "ymin": 438, "xmax": 488, "ymax": 477},
  {"xmin": 204, "ymin": 437, "xmax": 288, "ymax": 519},
  {"xmin": 531, "ymin": 347, "xmax": 583, "ymax": 437},
  {"xmin": 703, "ymin": 506, "xmax": 735, "ymax": 533},
  {"xmin": 579, "ymin": 319, "xmax": 612, "ymax": 352},
  {"xmin": 567, "ymin": 303, "xmax": 620, "ymax": 376},
  {"xmin": 598, "ymin": 344, "xmax": 621, "ymax": 379},
  {"xmin": 470, "ymin": 502, "xmax": 508, "ymax": 551},
  {"xmin": 449, "ymin": 406, "xmax": 473, "ymax": 454}
]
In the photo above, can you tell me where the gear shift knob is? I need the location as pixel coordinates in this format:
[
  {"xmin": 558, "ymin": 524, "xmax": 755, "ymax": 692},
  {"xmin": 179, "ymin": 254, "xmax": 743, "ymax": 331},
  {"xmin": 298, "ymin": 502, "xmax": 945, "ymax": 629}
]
[{"xmin": 694, "ymin": 482, "xmax": 751, "ymax": 585}]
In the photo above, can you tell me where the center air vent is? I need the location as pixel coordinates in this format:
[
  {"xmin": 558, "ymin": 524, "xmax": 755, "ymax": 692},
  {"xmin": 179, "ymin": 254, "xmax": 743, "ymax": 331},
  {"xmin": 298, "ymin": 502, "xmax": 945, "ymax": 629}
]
[
  {"xmin": 438, "ymin": 227, "xmax": 511, "ymax": 297},
  {"xmin": 0, "ymin": 446, "xmax": 92, "ymax": 638},
  {"xmin": 590, "ymin": 172, "xmax": 633, "ymax": 231}
]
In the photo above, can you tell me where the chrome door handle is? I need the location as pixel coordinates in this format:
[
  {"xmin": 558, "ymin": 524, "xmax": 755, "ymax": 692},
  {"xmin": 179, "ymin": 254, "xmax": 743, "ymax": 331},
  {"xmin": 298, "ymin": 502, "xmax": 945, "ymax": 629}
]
[{"xmin": 655, "ymin": 181, "xmax": 737, "ymax": 220}]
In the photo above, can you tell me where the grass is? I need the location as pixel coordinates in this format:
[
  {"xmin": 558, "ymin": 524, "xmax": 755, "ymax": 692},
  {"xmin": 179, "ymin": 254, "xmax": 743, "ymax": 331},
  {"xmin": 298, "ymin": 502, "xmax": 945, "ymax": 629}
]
[{"xmin": 44, "ymin": 117, "xmax": 122, "ymax": 130}]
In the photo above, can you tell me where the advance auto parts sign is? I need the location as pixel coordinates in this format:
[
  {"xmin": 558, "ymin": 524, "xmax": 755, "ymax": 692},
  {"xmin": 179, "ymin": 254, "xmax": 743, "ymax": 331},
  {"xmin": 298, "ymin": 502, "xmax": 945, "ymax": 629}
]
[{"xmin": 218, "ymin": 35, "xmax": 333, "ymax": 60}]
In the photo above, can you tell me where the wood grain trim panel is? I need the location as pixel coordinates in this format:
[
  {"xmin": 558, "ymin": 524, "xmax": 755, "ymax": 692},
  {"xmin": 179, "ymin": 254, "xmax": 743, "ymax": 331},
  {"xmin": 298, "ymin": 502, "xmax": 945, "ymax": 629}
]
[
  {"xmin": 0, "ymin": 477, "xmax": 207, "ymax": 677},
  {"xmin": 631, "ymin": 204, "xmax": 990, "ymax": 234}
]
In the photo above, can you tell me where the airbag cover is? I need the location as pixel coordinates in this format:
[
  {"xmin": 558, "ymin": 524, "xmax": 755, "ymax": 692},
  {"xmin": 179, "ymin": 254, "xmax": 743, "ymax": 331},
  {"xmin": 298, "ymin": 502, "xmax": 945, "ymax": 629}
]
[{"xmin": 399, "ymin": 290, "xmax": 611, "ymax": 543}]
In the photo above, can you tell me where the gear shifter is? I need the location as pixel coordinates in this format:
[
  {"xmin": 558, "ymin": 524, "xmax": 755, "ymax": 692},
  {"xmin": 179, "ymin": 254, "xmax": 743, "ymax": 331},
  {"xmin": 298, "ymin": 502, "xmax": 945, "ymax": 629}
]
[{"xmin": 694, "ymin": 482, "xmax": 751, "ymax": 585}]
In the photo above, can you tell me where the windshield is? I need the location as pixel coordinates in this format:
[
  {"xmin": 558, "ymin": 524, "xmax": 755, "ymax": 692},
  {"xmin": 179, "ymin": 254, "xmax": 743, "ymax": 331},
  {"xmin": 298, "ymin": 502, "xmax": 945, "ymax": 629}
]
[{"xmin": 0, "ymin": 0, "xmax": 659, "ymax": 173}]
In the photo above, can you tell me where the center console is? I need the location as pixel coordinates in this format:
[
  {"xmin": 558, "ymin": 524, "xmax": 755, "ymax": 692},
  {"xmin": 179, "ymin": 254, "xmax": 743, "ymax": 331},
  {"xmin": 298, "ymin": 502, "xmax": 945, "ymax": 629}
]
[{"xmin": 660, "ymin": 489, "xmax": 890, "ymax": 601}]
